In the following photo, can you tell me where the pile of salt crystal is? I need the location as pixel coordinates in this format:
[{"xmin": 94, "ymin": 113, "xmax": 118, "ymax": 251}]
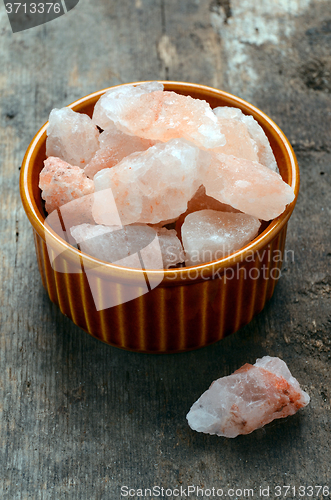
[
  {"xmin": 39, "ymin": 82, "xmax": 295, "ymax": 269},
  {"xmin": 186, "ymin": 356, "xmax": 310, "ymax": 438}
]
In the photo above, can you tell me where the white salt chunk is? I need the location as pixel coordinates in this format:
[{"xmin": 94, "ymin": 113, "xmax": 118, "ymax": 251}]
[
  {"xmin": 70, "ymin": 223, "xmax": 184, "ymax": 269},
  {"xmin": 93, "ymin": 139, "xmax": 202, "ymax": 226},
  {"xmin": 187, "ymin": 356, "xmax": 310, "ymax": 438},
  {"xmin": 155, "ymin": 227, "xmax": 184, "ymax": 268},
  {"xmin": 213, "ymin": 106, "xmax": 278, "ymax": 171},
  {"xmin": 181, "ymin": 210, "xmax": 261, "ymax": 265},
  {"xmin": 46, "ymin": 108, "xmax": 100, "ymax": 167}
]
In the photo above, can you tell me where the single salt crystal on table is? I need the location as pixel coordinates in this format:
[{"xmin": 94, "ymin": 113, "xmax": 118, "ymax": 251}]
[
  {"xmin": 84, "ymin": 125, "xmax": 156, "ymax": 179},
  {"xmin": 70, "ymin": 223, "xmax": 183, "ymax": 269},
  {"xmin": 93, "ymin": 139, "xmax": 202, "ymax": 226},
  {"xmin": 46, "ymin": 108, "xmax": 100, "ymax": 167},
  {"xmin": 202, "ymin": 152, "xmax": 295, "ymax": 221},
  {"xmin": 93, "ymin": 83, "xmax": 225, "ymax": 149},
  {"xmin": 39, "ymin": 157, "xmax": 94, "ymax": 214},
  {"xmin": 187, "ymin": 356, "xmax": 310, "ymax": 438},
  {"xmin": 213, "ymin": 106, "xmax": 278, "ymax": 172},
  {"xmin": 181, "ymin": 210, "xmax": 261, "ymax": 265}
]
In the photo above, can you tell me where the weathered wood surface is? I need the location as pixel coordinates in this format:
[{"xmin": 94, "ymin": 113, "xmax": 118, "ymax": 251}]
[{"xmin": 0, "ymin": 0, "xmax": 331, "ymax": 497}]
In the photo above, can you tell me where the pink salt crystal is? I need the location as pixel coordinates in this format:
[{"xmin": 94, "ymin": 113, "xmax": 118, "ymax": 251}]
[
  {"xmin": 202, "ymin": 152, "xmax": 295, "ymax": 221},
  {"xmin": 84, "ymin": 125, "xmax": 156, "ymax": 179},
  {"xmin": 213, "ymin": 106, "xmax": 278, "ymax": 171},
  {"xmin": 93, "ymin": 84, "xmax": 225, "ymax": 149},
  {"xmin": 39, "ymin": 157, "xmax": 94, "ymax": 214},
  {"xmin": 176, "ymin": 185, "xmax": 240, "ymax": 235},
  {"xmin": 92, "ymin": 139, "xmax": 202, "ymax": 226},
  {"xmin": 186, "ymin": 356, "xmax": 310, "ymax": 438},
  {"xmin": 46, "ymin": 108, "xmax": 100, "ymax": 167},
  {"xmin": 92, "ymin": 82, "xmax": 164, "ymax": 130},
  {"xmin": 213, "ymin": 117, "xmax": 259, "ymax": 162},
  {"xmin": 181, "ymin": 210, "xmax": 261, "ymax": 265}
]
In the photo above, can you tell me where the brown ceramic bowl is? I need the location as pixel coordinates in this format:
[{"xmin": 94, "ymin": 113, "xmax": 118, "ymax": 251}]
[{"xmin": 20, "ymin": 82, "xmax": 299, "ymax": 353}]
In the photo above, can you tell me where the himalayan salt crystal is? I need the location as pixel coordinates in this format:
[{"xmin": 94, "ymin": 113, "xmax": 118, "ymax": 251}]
[
  {"xmin": 202, "ymin": 152, "xmax": 295, "ymax": 221},
  {"xmin": 93, "ymin": 83, "xmax": 225, "ymax": 149},
  {"xmin": 46, "ymin": 108, "xmax": 100, "ymax": 167},
  {"xmin": 92, "ymin": 139, "xmax": 202, "ymax": 226},
  {"xmin": 70, "ymin": 223, "xmax": 183, "ymax": 269},
  {"xmin": 175, "ymin": 185, "xmax": 240, "ymax": 235},
  {"xmin": 187, "ymin": 356, "xmax": 310, "ymax": 438},
  {"xmin": 181, "ymin": 210, "xmax": 261, "ymax": 265},
  {"xmin": 93, "ymin": 81, "xmax": 164, "ymax": 131},
  {"xmin": 39, "ymin": 157, "xmax": 94, "ymax": 214},
  {"xmin": 213, "ymin": 117, "xmax": 259, "ymax": 163},
  {"xmin": 213, "ymin": 106, "xmax": 278, "ymax": 172},
  {"xmin": 84, "ymin": 125, "xmax": 157, "ymax": 179}
]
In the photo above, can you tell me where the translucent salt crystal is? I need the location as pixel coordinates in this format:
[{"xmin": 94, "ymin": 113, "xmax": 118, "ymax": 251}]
[
  {"xmin": 39, "ymin": 157, "xmax": 94, "ymax": 214},
  {"xmin": 187, "ymin": 356, "xmax": 310, "ymax": 438},
  {"xmin": 202, "ymin": 152, "xmax": 295, "ymax": 221},
  {"xmin": 84, "ymin": 125, "xmax": 156, "ymax": 179},
  {"xmin": 93, "ymin": 84, "xmax": 225, "ymax": 149},
  {"xmin": 46, "ymin": 108, "xmax": 100, "ymax": 167},
  {"xmin": 175, "ymin": 185, "xmax": 239, "ymax": 236},
  {"xmin": 92, "ymin": 82, "xmax": 164, "ymax": 130},
  {"xmin": 93, "ymin": 139, "xmax": 202, "ymax": 226},
  {"xmin": 181, "ymin": 210, "xmax": 261, "ymax": 265},
  {"xmin": 213, "ymin": 106, "xmax": 278, "ymax": 171},
  {"xmin": 70, "ymin": 223, "xmax": 183, "ymax": 269},
  {"xmin": 213, "ymin": 117, "xmax": 259, "ymax": 162},
  {"xmin": 155, "ymin": 227, "xmax": 184, "ymax": 268}
]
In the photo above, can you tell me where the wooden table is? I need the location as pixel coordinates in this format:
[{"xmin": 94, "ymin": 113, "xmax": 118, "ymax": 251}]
[{"xmin": 1, "ymin": 0, "xmax": 330, "ymax": 497}]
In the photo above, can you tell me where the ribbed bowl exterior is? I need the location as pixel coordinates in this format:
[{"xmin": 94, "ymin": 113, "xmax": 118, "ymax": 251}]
[
  {"xmin": 33, "ymin": 224, "xmax": 287, "ymax": 353},
  {"xmin": 21, "ymin": 82, "xmax": 299, "ymax": 353}
]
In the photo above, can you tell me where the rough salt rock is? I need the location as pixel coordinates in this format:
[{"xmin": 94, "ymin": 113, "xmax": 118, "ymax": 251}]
[
  {"xmin": 182, "ymin": 210, "xmax": 261, "ymax": 265},
  {"xmin": 213, "ymin": 106, "xmax": 278, "ymax": 171},
  {"xmin": 46, "ymin": 108, "xmax": 100, "ymax": 167},
  {"xmin": 213, "ymin": 117, "xmax": 259, "ymax": 163},
  {"xmin": 92, "ymin": 139, "xmax": 202, "ymax": 226},
  {"xmin": 93, "ymin": 84, "xmax": 225, "ymax": 149},
  {"xmin": 93, "ymin": 82, "xmax": 164, "ymax": 131},
  {"xmin": 39, "ymin": 157, "xmax": 94, "ymax": 214},
  {"xmin": 175, "ymin": 185, "xmax": 239, "ymax": 235},
  {"xmin": 84, "ymin": 125, "xmax": 157, "ymax": 179},
  {"xmin": 202, "ymin": 152, "xmax": 295, "ymax": 221},
  {"xmin": 187, "ymin": 356, "xmax": 310, "ymax": 438},
  {"xmin": 70, "ymin": 223, "xmax": 183, "ymax": 269},
  {"xmin": 155, "ymin": 227, "xmax": 184, "ymax": 268}
]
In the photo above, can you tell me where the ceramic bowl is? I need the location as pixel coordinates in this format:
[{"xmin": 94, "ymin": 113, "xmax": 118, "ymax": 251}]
[{"xmin": 20, "ymin": 82, "xmax": 299, "ymax": 353}]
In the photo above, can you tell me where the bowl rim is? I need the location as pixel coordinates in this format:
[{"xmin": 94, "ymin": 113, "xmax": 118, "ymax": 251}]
[{"xmin": 20, "ymin": 81, "xmax": 299, "ymax": 286}]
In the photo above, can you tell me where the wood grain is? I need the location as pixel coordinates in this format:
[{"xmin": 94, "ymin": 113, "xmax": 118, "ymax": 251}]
[{"xmin": 0, "ymin": 0, "xmax": 330, "ymax": 497}]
